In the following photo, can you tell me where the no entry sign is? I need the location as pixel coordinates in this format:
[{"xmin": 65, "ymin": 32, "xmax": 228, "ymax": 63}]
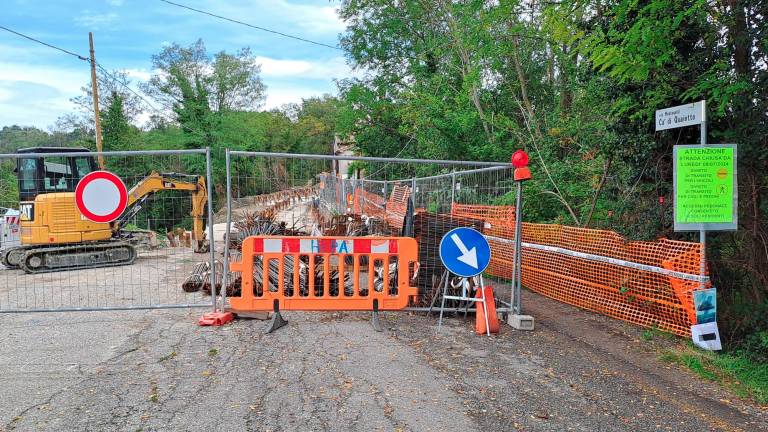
[{"xmin": 75, "ymin": 171, "xmax": 128, "ymax": 223}]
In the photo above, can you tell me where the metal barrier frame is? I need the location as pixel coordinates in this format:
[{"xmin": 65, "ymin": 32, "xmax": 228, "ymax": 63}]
[
  {"xmin": 0, "ymin": 148, "xmax": 217, "ymax": 313},
  {"xmin": 222, "ymin": 150, "xmax": 515, "ymax": 311}
]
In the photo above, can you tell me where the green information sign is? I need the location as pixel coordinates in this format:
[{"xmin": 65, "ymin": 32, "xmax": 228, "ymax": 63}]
[{"xmin": 674, "ymin": 144, "xmax": 737, "ymax": 231}]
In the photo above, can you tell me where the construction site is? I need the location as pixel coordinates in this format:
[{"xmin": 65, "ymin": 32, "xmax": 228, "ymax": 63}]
[
  {"xmin": 0, "ymin": 147, "xmax": 764, "ymax": 432},
  {"xmin": 1, "ymin": 0, "xmax": 766, "ymax": 430}
]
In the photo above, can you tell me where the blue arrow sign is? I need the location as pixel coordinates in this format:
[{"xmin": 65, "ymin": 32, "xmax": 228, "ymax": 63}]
[{"xmin": 439, "ymin": 227, "xmax": 491, "ymax": 277}]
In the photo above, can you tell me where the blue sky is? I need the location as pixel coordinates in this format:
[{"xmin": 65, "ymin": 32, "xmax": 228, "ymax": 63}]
[{"xmin": 0, "ymin": 0, "xmax": 351, "ymax": 129}]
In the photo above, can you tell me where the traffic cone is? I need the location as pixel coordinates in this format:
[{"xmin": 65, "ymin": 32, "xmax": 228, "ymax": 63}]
[{"xmin": 475, "ymin": 286, "xmax": 500, "ymax": 334}]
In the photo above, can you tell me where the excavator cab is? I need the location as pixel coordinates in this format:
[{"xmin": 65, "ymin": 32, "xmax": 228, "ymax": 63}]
[
  {"xmin": 14, "ymin": 147, "xmax": 113, "ymax": 247},
  {"xmin": 16, "ymin": 147, "xmax": 97, "ymax": 203}
]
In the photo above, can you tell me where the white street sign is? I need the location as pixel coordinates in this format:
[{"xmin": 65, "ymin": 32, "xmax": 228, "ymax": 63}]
[{"xmin": 655, "ymin": 100, "xmax": 706, "ymax": 131}]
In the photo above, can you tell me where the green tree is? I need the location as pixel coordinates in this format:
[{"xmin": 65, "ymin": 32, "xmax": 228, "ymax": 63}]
[{"xmin": 142, "ymin": 39, "xmax": 266, "ymax": 150}]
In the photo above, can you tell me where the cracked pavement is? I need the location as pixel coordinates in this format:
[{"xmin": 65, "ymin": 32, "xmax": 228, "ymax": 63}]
[{"xmin": 1, "ymin": 290, "xmax": 766, "ymax": 432}]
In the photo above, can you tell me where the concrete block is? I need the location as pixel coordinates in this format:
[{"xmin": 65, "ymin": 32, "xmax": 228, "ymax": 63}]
[{"xmin": 507, "ymin": 314, "xmax": 535, "ymax": 331}]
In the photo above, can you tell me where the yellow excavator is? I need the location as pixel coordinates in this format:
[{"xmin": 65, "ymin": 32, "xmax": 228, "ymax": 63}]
[{"xmin": 1, "ymin": 147, "xmax": 208, "ymax": 273}]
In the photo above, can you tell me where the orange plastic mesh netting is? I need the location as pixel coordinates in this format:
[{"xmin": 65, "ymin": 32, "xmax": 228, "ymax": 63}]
[{"xmin": 452, "ymin": 205, "xmax": 706, "ymax": 336}]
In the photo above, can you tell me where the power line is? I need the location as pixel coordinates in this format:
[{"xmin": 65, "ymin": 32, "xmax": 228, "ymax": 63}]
[
  {"xmin": 94, "ymin": 62, "xmax": 174, "ymax": 120},
  {"xmin": 0, "ymin": 25, "xmax": 173, "ymax": 121},
  {"xmin": 158, "ymin": 0, "xmax": 343, "ymax": 51},
  {"xmin": 0, "ymin": 25, "xmax": 89, "ymax": 61}
]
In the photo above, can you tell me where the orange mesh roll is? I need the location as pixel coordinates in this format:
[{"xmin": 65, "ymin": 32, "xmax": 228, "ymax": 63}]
[
  {"xmin": 353, "ymin": 189, "xmax": 387, "ymax": 218},
  {"xmin": 385, "ymin": 185, "xmax": 411, "ymax": 231},
  {"xmin": 452, "ymin": 206, "xmax": 706, "ymax": 336}
]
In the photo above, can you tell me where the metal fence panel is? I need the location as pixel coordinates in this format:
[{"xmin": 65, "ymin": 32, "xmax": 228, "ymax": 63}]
[
  {"xmin": 222, "ymin": 151, "xmax": 515, "ymax": 311},
  {"xmin": 0, "ymin": 149, "xmax": 216, "ymax": 312}
]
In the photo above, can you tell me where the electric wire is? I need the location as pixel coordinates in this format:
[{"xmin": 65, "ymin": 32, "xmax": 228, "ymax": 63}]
[
  {"xmin": 158, "ymin": 0, "xmax": 343, "ymax": 51},
  {"xmin": 0, "ymin": 25, "xmax": 89, "ymax": 61}
]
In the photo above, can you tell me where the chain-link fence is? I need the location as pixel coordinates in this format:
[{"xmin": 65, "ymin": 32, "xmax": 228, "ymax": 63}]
[
  {"xmin": 0, "ymin": 148, "xmax": 216, "ymax": 312},
  {"xmin": 221, "ymin": 151, "xmax": 515, "ymax": 313}
]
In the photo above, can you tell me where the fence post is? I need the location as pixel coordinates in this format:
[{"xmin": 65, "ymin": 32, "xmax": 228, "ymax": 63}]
[
  {"xmin": 512, "ymin": 180, "xmax": 523, "ymax": 314},
  {"xmin": 450, "ymin": 172, "xmax": 456, "ymax": 209},
  {"xmin": 222, "ymin": 148, "xmax": 232, "ymax": 309},
  {"xmin": 205, "ymin": 147, "xmax": 217, "ymax": 312},
  {"xmin": 409, "ymin": 177, "xmax": 417, "ymax": 235}
]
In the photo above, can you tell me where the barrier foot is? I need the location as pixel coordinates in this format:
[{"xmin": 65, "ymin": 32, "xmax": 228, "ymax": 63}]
[
  {"xmin": 265, "ymin": 300, "xmax": 288, "ymax": 334},
  {"xmin": 371, "ymin": 300, "xmax": 383, "ymax": 332},
  {"xmin": 198, "ymin": 311, "xmax": 234, "ymax": 326}
]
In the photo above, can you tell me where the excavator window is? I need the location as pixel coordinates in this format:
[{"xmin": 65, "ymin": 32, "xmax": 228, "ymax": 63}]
[{"xmin": 17, "ymin": 154, "xmax": 97, "ymax": 201}]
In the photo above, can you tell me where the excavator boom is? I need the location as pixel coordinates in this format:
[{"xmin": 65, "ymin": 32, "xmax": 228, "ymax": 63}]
[{"xmin": 123, "ymin": 171, "xmax": 208, "ymax": 252}]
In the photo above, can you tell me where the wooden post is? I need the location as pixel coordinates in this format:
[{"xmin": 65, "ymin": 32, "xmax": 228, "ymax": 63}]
[{"xmin": 89, "ymin": 32, "xmax": 104, "ymax": 169}]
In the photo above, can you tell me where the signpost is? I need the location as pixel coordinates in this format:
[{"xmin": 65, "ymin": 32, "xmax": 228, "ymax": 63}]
[
  {"xmin": 656, "ymin": 101, "xmax": 705, "ymax": 131},
  {"xmin": 657, "ymin": 100, "xmax": 734, "ymax": 350},
  {"xmin": 75, "ymin": 171, "xmax": 128, "ymax": 223},
  {"xmin": 438, "ymin": 227, "xmax": 491, "ymax": 278},
  {"xmin": 673, "ymin": 145, "xmax": 737, "ymax": 231},
  {"xmin": 437, "ymin": 227, "xmax": 493, "ymax": 335}
]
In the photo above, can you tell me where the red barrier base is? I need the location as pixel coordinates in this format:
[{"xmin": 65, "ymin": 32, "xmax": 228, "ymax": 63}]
[
  {"xmin": 475, "ymin": 286, "xmax": 500, "ymax": 335},
  {"xmin": 198, "ymin": 311, "xmax": 234, "ymax": 326}
]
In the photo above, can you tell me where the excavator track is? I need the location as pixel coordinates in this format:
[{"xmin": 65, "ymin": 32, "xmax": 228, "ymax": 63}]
[
  {"xmin": 1, "ymin": 246, "xmax": 33, "ymax": 269},
  {"xmin": 19, "ymin": 242, "xmax": 137, "ymax": 274}
]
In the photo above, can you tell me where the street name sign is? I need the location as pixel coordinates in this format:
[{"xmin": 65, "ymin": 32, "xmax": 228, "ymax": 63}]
[{"xmin": 656, "ymin": 101, "xmax": 705, "ymax": 131}]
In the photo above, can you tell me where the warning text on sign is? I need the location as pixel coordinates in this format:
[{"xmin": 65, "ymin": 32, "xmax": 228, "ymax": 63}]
[{"xmin": 674, "ymin": 145, "xmax": 737, "ymax": 230}]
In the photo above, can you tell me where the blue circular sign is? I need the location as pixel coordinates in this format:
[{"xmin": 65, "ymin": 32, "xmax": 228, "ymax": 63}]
[{"xmin": 439, "ymin": 227, "xmax": 491, "ymax": 277}]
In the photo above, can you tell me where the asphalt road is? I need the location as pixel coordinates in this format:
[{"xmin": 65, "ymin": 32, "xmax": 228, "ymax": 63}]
[{"xmin": 1, "ymin": 290, "xmax": 765, "ymax": 432}]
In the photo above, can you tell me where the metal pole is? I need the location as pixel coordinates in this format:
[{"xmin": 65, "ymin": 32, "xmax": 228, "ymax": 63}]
[
  {"xmin": 700, "ymin": 113, "xmax": 707, "ymax": 291},
  {"xmin": 410, "ymin": 177, "xmax": 417, "ymax": 235},
  {"xmin": 88, "ymin": 32, "xmax": 104, "ymax": 170},
  {"xmin": 450, "ymin": 172, "xmax": 456, "ymax": 209},
  {"xmin": 222, "ymin": 148, "xmax": 232, "ymax": 308},
  {"xmin": 205, "ymin": 147, "xmax": 218, "ymax": 312},
  {"xmin": 513, "ymin": 181, "xmax": 524, "ymax": 314}
]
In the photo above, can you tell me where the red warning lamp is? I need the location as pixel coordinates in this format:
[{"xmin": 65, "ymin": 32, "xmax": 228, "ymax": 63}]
[
  {"xmin": 511, "ymin": 150, "xmax": 532, "ymax": 181},
  {"xmin": 512, "ymin": 150, "xmax": 529, "ymax": 168}
]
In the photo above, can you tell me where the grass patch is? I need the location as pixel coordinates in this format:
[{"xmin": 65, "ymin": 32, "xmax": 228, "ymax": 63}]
[
  {"xmin": 660, "ymin": 344, "xmax": 768, "ymax": 404},
  {"xmin": 208, "ymin": 348, "xmax": 218, "ymax": 357},
  {"xmin": 641, "ymin": 324, "xmax": 676, "ymax": 341},
  {"xmin": 158, "ymin": 351, "xmax": 177, "ymax": 363}
]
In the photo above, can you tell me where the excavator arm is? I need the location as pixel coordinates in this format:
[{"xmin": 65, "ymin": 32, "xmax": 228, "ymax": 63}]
[{"xmin": 121, "ymin": 171, "xmax": 208, "ymax": 252}]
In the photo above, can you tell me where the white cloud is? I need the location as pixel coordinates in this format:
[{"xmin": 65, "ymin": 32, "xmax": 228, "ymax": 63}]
[
  {"xmin": 74, "ymin": 11, "xmax": 119, "ymax": 29},
  {"xmin": 260, "ymin": 83, "xmax": 333, "ymax": 110},
  {"xmin": 210, "ymin": 0, "xmax": 345, "ymax": 36},
  {"xmin": 255, "ymin": 55, "xmax": 351, "ymax": 80},
  {"xmin": 0, "ymin": 62, "xmax": 86, "ymax": 128},
  {"xmin": 106, "ymin": 0, "xmax": 125, "ymax": 6},
  {"xmin": 123, "ymin": 68, "xmax": 152, "ymax": 82}
]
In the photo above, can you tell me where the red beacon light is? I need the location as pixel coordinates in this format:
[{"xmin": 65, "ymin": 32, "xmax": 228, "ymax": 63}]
[{"xmin": 511, "ymin": 149, "xmax": 532, "ymax": 181}]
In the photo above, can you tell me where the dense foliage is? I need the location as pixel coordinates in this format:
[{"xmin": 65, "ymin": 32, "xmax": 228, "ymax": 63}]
[{"xmin": 336, "ymin": 0, "xmax": 766, "ymax": 355}]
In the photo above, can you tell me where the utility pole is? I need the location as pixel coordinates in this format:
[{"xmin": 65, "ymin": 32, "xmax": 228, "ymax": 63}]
[{"xmin": 89, "ymin": 32, "xmax": 104, "ymax": 169}]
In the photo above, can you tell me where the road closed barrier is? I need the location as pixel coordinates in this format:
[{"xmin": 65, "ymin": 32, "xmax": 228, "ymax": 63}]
[{"xmin": 229, "ymin": 236, "xmax": 419, "ymax": 320}]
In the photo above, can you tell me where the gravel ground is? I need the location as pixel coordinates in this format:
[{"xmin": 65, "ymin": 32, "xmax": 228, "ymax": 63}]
[{"xmin": 1, "ymin": 289, "xmax": 765, "ymax": 432}]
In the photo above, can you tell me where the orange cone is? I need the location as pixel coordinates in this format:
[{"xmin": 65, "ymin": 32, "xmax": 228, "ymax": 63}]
[{"xmin": 475, "ymin": 286, "xmax": 500, "ymax": 334}]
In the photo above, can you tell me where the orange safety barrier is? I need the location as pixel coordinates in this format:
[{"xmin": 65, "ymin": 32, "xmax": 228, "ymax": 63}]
[
  {"xmin": 229, "ymin": 236, "xmax": 419, "ymax": 313},
  {"xmin": 452, "ymin": 205, "xmax": 706, "ymax": 336}
]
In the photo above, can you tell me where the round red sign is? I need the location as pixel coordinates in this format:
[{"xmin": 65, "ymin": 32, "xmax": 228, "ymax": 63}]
[{"xmin": 75, "ymin": 171, "xmax": 128, "ymax": 223}]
